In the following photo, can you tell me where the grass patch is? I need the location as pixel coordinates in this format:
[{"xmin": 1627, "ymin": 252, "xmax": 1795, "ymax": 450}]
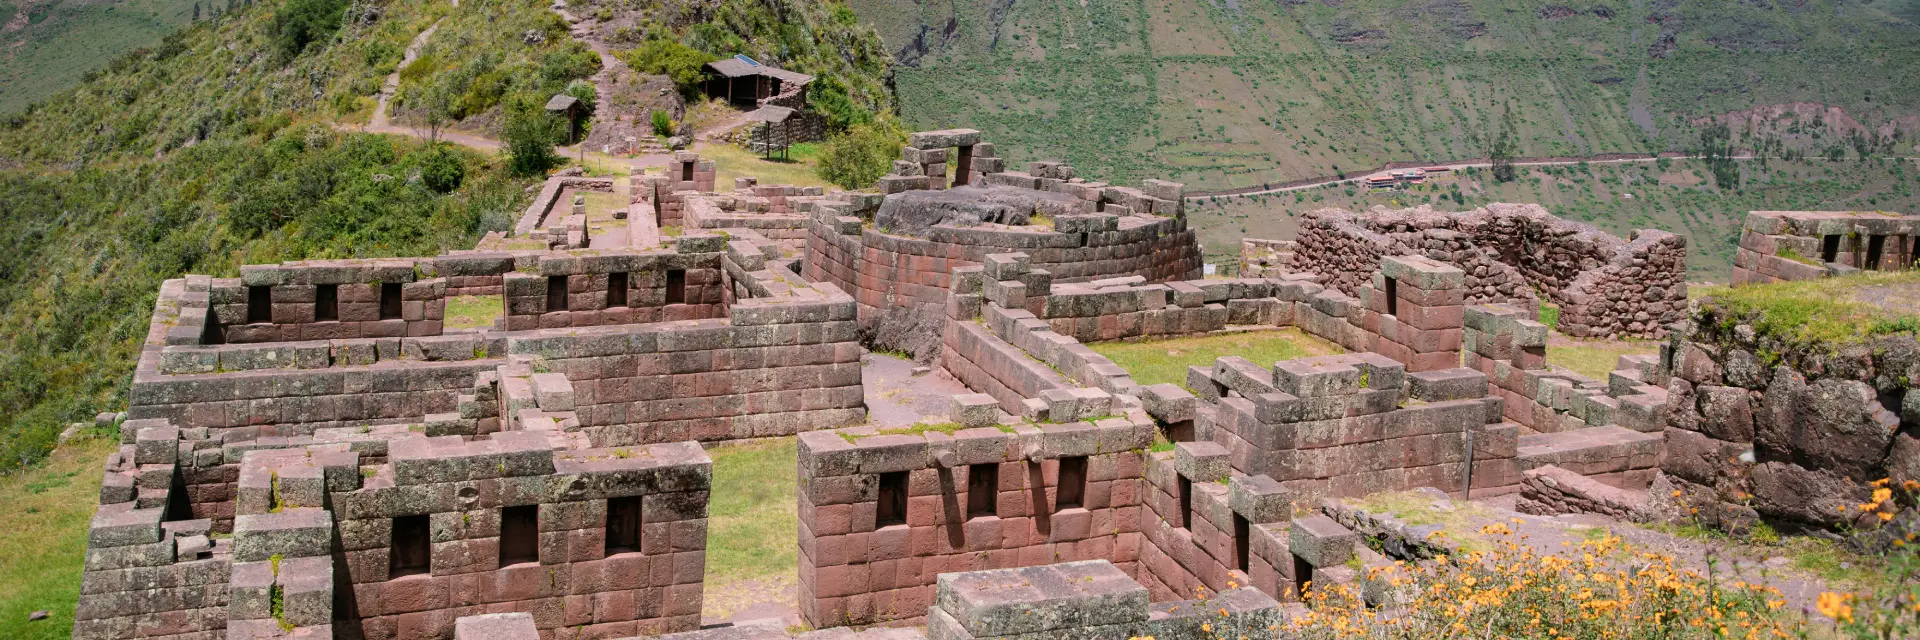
[
  {"xmin": 705, "ymin": 437, "xmax": 798, "ymax": 586},
  {"xmin": 1089, "ymin": 328, "xmax": 1339, "ymax": 388},
  {"xmin": 1349, "ymin": 490, "xmax": 1494, "ymax": 554},
  {"xmin": 443, "ymin": 295, "xmax": 502, "ymax": 331},
  {"xmin": 875, "ymin": 422, "xmax": 968, "ymax": 437},
  {"xmin": 702, "ymin": 143, "xmax": 833, "ymax": 191},
  {"xmin": 1536, "ymin": 302, "xmax": 1560, "ymax": 330},
  {"xmin": 0, "ymin": 435, "xmax": 116, "ymax": 639},
  {"xmin": 1545, "ymin": 334, "xmax": 1657, "ymax": 381},
  {"xmin": 1693, "ymin": 270, "xmax": 1920, "ymax": 346}
]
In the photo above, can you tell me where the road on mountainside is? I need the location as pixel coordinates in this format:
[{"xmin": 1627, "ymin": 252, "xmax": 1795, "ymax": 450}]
[{"xmin": 1183, "ymin": 154, "xmax": 1753, "ymax": 201}]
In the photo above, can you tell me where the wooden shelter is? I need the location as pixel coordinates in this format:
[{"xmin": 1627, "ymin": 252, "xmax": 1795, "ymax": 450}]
[
  {"xmin": 703, "ymin": 55, "xmax": 814, "ymax": 109},
  {"xmin": 745, "ymin": 106, "xmax": 800, "ymax": 160}
]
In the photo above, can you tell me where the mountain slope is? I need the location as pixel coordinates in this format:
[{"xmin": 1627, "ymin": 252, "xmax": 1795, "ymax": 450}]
[
  {"xmin": 0, "ymin": 0, "xmax": 201, "ymax": 114},
  {"xmin": 0, "ymin": 0, "xmax": 580, "ymax": 470},
  {"xmin": 852, "ymin": 0, "xmax": 1920, "ymax": 189}
]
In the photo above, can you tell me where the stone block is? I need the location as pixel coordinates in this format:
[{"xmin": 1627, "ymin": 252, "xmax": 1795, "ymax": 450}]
[
  {"xmin": 232, "ymin": 508, "xmax": 333, "ymax": 561},
  {"xmin": 456, "ymin": 612, "xmax": 541, "ymax": 640},
  {"xmin": 951, "ymin": 394, "xmax": 1000, "ymax": 428},
  {"xmin": 1408, "ymin": 368, "xmax": 1488, "ymax": 402},
  {"xmin": 932, "ymin": 560, "xmax": 1147, "ymax": 637},
  {"xmin": 1174, "ymin": 441, "xmax": 1229, "ymax": 482},
  {"xmin": 1288, "ymin": 515, "xmax": 1357, "ymax": 568},
  {"xmin": 1229, "ymin": 475, "xmax": 1294, "ymax": 524}
]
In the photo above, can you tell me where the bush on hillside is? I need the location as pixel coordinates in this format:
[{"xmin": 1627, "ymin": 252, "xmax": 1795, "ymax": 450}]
[
  {"xmin": 503, "ymin": 100, "xmax": 563, "ymax": 176},
  {"xmin": 651, "ymin": 110, "xmax": 675, "ymax": 137},
  {"xmin": 817, "ymin": 123, "xmax": 903, "ymax": 190},
  {"xmin": 414, "ymin": 145, "xmax": 465, "ymax": 193},
  {"xmin": 619, "ymin": 39, "xmax": 715, "ymax": 97},
  {"xmin": 807, "ymin": 77, "xmax": 874, "ymax": 132},
  {"xmin": 269, "ymin": 0, "xmax": 351, "ymax": 62}
]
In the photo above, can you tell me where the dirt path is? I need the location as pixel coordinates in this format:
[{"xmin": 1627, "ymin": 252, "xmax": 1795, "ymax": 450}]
[{"xmin": 862, "ymin": 353, "xmax": 972, "ymax": 427}]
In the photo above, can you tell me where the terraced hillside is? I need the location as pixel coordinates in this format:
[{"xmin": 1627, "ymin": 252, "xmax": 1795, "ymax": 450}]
[{"xmin": 855, "ymin": 0, "xmax": 1920, "ymax": 189}]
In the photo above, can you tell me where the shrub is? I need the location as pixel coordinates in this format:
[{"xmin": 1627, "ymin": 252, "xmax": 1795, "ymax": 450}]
[
  {"xmin": 817, "ymin": 123, "xmax": 903, "ymax": 190},
  {"xmin": 619, "ymin": 39, "xmax": 715, "ymax": 96},
  {"xmin": 503, "ymin": 100, "xmax": 562, "ymax": 176},
  {"xmin": 269, "ymin": 0, "xmax": 351, "ymax": 62},
  {"xmin": 415, "ymin": 145, "xmax": 465, "ymax": 193},
  {"xmin": 651, "ymin": 110, "xmax": 674, "ymax": 137}
]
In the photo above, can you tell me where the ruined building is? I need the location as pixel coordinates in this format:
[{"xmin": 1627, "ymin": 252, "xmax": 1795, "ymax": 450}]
[{"xmin": 69, "ymin": 130, "xmax": 1916, "ymax": 640}]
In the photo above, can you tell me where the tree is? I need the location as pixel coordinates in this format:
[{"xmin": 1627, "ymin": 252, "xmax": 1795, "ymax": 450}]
[
  {"xmin": 1696, "ymin": 121, "xmax": 1740, "ymax": 190},
  {"xmin": 1487, "ymin": 101, "xmax": 1518, "ymax": 183},
  {"xmin": 616, "ymin": 39, "xmax": 714, "ymax": 98},
  {"xmin": 192, "ymin": 2, "xmax": 200, "ymax": 21},
  {"xmin": 817, "ymin": 123, "xmax": 904, "ymax": 189},
  {"xmin": 400, "ymin": 76, "xmax": 456, "ymax": 144},
  {"xmin": 269, "ymin": 0, "xmax": 350, "ymax": 62},
  {"xmin": 503, "ymin": 100, "xmax": 562, "ymax": 176}
]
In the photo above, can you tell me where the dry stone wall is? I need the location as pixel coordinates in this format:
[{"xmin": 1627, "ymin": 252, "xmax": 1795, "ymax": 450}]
[
  {"xmin": 1656, "ymin": 297, "xmax": 1919, "ymax": 532},
  {"xmin": 1731, "ymin": 210, "xmax": 1920, "ymax": 285},
  {"xmin": 1291, "ymin": 204, "xmax": 1688, "ymax": 339}
]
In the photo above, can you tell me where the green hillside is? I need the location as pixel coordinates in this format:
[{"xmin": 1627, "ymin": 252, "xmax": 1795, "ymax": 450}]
[
  {"xmin": 0, "ymin": 0, "xmax": 587, "ymax": 471},
  {"xmin": 0, "ymin": 0, "xmax": 201, "ymax": 115},
  {"xmin": 854, "ymin": 0, "xmax": 1920, "ymax": 189}
]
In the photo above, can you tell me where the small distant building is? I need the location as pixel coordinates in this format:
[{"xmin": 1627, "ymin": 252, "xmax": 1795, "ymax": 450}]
[
  {"xmin": 545, "ymin": 93, "xmax": 583, "ymax": 143},
  {"xmin": 703, "ymin": 55, "xmax": 814, "ymax": 109}
]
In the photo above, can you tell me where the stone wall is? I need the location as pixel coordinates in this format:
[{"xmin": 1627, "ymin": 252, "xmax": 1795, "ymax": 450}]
[
  {"xmin": 1240, "ymin": 239, "xmax": 1296, "ymax": 278},
  {"xmin": 499, "ymin": 243, "xmax": 728, "ymax": 331},
  {"xmin": 1291, "ymin": 204, "xmax": 1688, "ymax": 339},
  {"xmin": 1731, "ymin": 210, "xmax": 1920, "ymax": 285},
  {"xmin": 75, "ymin": 417, "xmax": 713, "ymax": 640},
  {"xmin": 804, "ymin": 131, "xmax": 1203, "ymax": 326},
  {"xmin": 1656, "ymin": 297, "xmax": 1919, "ymax": 531},
  {"xmin": 132, "ymin": 235, "xmax": 868, "ymax": 447},
  {"xmin": 794, "ymin": 417, "xmax": 1153, "ymax": 627}
]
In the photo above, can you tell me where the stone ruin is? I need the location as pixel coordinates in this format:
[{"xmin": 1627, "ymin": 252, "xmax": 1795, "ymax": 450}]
[
  {"xmin": 1732, "ymin": 210, "xmax": 1920, "ymax": 285},
  {"xmin": 70, "ymin": 126, "xmax": 1920, "ymax": 640},
  {"xmin": 1269, "ymin": 203, "xmax": 1689, "ymax": 339}
]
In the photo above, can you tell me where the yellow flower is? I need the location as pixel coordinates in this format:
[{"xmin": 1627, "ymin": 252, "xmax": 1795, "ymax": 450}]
[
  {"xmin": 1815, "ymin": 592, "xmax": 1853, "ymax": 622},
  {"xmin": 1872, "ymin": 487, "xmax": 1893, "ymax": 503},
  {"xmin": 1881, "ymin": 512, "xmax": 1895, "ymax": 522}
]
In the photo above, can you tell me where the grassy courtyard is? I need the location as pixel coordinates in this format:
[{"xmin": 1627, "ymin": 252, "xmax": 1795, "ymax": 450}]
[
  {"xmin": 1090, "ymin": 328, "xmax": 1340, "ymax": 388},
  {"xmin": 0, "ymin": 434, "xmax": 116, "ymax": 639},
  {"xmin": 443, "ymin": 295, "xmax": 503, "ymax": 331},
  {"xmin": 701, "ymin": 437, "xmax": 801, "ymax": 620}
]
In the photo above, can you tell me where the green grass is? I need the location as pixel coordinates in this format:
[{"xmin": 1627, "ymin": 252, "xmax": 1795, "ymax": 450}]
[
  {"xmin": 1546, "ymin": 335, "xmax": 1657, "ymax": 381},
  {"xmin": 1693, "ymin": 269, "xmax": 1920, "ymax": 346},
  {"xmin": 1089, "ymin": 328, "xmax": 1340, "ymax": 388},
  {"xmin": 700, "ymin": 143, "xmax": 836, "ymax": 191},
  {"xmin": 0, "ymin": 434, "xmax": 115, "ymax": 639},
  {"xmin": 444, "ymin": 295, "xmax": 502, "ymax": 330},
  {"xmin": 1348, "ymin": 490, "xmax": 1493, "ymax": 554},
  {"xmin": 705, "ymin": 437, "xmax": 799, "ymax": 585}
]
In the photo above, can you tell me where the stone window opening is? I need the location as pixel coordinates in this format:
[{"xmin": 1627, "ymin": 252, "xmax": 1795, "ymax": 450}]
[
  {"xmin": 1384, "ymin": 276, "xmax": 1399, "ymax": 316},
  {"xmin": 681, "ymin": 161, "xmax": 695, "ymax": 182},
  {"xmin": 1177, "ymin": 476, "xmax": 1193, "ymax": 530},
  {"xmin": 1161, "ymin": 420, "xmax": 1194, "ymax": 444},
  {"xmin": 389, "ymin": 515, "xmax": 431, "ymax": 578},
  {"xmin": 666, "ymin": 269, "xmax": 687, "ymax": 305},
  {"xmin": 1056, "ymin": 456, "xmax": 1087, "ymax": 511},
  {"xmin": 1866, "ymin": 235, "xmax": 1886, "ymax": 270},
  {"xmin": 246, "ymin": 286, "xmax": 271, "ymax": 324},
  {"xmin": 378, "ymin": 283, "xmax": 402, "ymax": 320},
  {"xmin": 1292, "ymin": 555, "xmax": 1314, "ymax": 600},
  {"xmin": 966, "ymin": 463, "xmax": 998, "ymax": 520},
  {"xmin": 1233, "ymin": 513, "xmax": 1251, "ymax": 572},
  {"xmin": 1822, "ymin": 234, "xmax": 1841, "ymax": 263},
  {"xmin": 547, "ymin": 276, "xmax": 569, "ymax": 312},
  {"xmin": 315, "ymin": 284, "xmax": 339, "ymax": 322},
  {"xmin": 607, "ymin": 272, "xmax": 629, "ymax": 308},
  {"xmin": 953, "ymin": 145, "xmax": 974, "ymax": 187},
  {"xmin": 876, "ymin": 471, "xmax": 908, "ymax": 528},
  {"xmin": 500, "ymin": 505, "xmax": 540, "ymax": 566},
  {"xmin": 606, "ymin": 496, "xmax": 642, "ymax": 555}
]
